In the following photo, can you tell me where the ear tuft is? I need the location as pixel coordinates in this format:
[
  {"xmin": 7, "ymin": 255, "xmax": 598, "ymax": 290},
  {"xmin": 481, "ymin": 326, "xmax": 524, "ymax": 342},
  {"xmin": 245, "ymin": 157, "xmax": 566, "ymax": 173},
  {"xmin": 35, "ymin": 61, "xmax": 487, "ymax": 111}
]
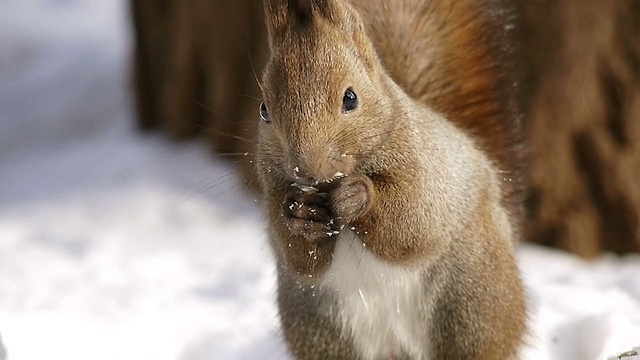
[
  {"xmin": 264, "ymin": 0, "xmax": 341, "ymax": 41},
  {"xmin": 294, "ymin": 0, "xmax": 313, "ymax": 22}
]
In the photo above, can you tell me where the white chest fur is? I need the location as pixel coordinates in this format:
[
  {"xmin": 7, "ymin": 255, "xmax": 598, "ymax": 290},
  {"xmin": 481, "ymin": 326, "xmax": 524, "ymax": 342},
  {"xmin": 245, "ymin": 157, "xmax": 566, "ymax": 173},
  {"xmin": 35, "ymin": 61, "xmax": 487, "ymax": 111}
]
[{"xmin": 320, "ymin": 231, "xmax": 429, "ymax": 360}]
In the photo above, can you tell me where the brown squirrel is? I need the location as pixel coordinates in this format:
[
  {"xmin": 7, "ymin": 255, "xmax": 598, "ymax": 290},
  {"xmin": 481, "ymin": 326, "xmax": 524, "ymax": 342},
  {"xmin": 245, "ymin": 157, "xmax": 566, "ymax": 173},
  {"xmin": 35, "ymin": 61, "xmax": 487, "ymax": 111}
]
[{"xmin": 255, "ymin": 0, "xmax": 527, "ymax": 359}]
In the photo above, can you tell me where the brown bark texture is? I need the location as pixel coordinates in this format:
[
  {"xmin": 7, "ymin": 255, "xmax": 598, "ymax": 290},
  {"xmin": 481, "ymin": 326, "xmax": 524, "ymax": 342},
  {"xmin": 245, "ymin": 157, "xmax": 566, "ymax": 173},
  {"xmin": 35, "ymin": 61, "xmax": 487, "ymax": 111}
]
[
  {"xmin": 130, "ymin": 0, "xmax": 267, "ymax": 187},
  {"xmin": 519, "ymin": 0, "xmax": 640, "ymax": 256},
  {"xmin": 129, "ymin": 0, "xmax": 640, "ymax": 256}
]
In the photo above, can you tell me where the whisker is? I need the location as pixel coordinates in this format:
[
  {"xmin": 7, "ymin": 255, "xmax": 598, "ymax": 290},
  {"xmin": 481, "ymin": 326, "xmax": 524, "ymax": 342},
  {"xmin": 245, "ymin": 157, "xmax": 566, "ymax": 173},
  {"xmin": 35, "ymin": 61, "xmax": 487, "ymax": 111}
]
[
  {"xmin": 193, "ymin": 99, "xmax": 217, "ymax": 116},
  {"xmin": 247, "ymin": 35, "xmax": 264, "ymax": 92},
  {"xmin": 185, "ymin": 171, "xmax": 237, "ymax": 201},
  {"xmin": 194, "ymin": 170, "xmax": 235, "ymax": 187},
  {"xmin": 206, "ymin": 129, "xmax": 256, "ymax": 144},
  {"xmin": 240, "ymin": 94, "xmax": 262, "ymax": 102},
  {"xmin": 216, "ymin": 152, "xmax": 253, "ymax": 157}
]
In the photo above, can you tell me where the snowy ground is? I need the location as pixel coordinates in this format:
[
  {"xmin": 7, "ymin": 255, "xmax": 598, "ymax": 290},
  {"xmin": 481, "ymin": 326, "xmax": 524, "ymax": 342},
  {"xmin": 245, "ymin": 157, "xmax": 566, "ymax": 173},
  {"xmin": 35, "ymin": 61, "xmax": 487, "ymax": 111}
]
[{"xmin": 1, "ymin": 1, "xmax": 639, "ymax": 360}]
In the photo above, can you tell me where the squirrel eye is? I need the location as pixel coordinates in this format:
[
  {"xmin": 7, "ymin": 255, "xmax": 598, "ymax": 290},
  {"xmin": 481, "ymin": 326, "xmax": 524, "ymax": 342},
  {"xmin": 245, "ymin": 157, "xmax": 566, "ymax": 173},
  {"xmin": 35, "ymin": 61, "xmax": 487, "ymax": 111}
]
[
  {"xmin": 342, "ymin": 87, "xmax": 358, "ymax": 113},
  {"xmin": 259, "ymin": 101, "xmax": 270, "ymax": 123}
]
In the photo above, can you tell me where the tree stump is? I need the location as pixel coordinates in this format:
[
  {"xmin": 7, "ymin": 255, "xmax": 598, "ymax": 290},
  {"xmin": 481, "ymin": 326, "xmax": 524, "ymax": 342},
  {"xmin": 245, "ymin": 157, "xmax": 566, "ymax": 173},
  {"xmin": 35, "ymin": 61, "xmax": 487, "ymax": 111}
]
[
  {"xmin": 129, "ymin": 0, "xmax": 640, "ymax": 256},
  {"xmin": 130, "ymin": 0, "xmax": 267, "ymax": 187},
  {"xmin": 520, "ymin": 0, "xmax": 640, "ymax": 256}
]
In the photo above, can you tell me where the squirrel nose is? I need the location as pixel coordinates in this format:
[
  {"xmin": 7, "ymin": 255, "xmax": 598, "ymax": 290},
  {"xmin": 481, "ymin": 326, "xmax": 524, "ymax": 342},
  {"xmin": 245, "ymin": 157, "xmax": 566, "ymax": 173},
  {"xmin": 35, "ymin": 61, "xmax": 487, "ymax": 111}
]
[
  {"xmin": 289, "ymin": 157, "xmax": 330, "ymax": 185},
  {"xmin": 289, "ymin": 157, "xmax": 351, "ymax": 185},
  {"xmin": 290, "ymin": 164, "xmax": 322, "ymax": 185},
  {"xmin": 288, "ymin": 145, "xmax": 355, "ymax": 184},
  {"xmin": 291, "ymin": 165, "xmax": 311, "ymax": 182}
]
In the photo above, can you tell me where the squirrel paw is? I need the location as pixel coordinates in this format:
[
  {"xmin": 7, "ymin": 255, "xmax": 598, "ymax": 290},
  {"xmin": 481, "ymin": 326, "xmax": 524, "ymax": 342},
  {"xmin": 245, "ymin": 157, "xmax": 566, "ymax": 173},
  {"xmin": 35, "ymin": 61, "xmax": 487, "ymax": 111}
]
[
  {"xmin": 328, "ymin": 174, "xmax": 373, "ymax": 226},
  {"xmin": 283, "ymin": 186, "xmax": 340, "ymax": 241}
]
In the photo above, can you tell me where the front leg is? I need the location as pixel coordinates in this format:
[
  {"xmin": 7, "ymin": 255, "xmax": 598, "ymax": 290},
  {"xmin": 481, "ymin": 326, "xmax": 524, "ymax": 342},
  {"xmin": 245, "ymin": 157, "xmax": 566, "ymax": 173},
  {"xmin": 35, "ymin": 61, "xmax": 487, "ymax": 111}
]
[
  {"xmin": 327, "ymin": 173, "xmax": 448, "ymax": 265},
  {"xmin": 327, "ymin": 174, "xmax": 375, "ymax": 227},
  {"xmin": 266, "ymin": 185, "xmax": 339, "ymax": 278}
]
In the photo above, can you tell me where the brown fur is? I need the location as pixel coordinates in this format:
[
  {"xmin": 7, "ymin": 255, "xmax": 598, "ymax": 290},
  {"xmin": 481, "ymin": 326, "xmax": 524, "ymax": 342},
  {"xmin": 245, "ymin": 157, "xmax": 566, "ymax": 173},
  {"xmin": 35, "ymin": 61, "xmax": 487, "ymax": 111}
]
[
  {"xmin": 353, "ymin": 0, "xmax": 526, "ymax": 224},
  {"xmin": 256, "ymin": 0, "xmax": 527, "ymax": 358}
]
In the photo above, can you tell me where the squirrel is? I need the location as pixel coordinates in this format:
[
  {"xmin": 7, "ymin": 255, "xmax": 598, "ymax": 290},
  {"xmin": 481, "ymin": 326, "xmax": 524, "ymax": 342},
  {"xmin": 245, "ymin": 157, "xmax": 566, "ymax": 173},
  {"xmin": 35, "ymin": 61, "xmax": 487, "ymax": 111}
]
[{"xmin": 255, "ymin": 0, "xmax": 528, "ymax": 359}]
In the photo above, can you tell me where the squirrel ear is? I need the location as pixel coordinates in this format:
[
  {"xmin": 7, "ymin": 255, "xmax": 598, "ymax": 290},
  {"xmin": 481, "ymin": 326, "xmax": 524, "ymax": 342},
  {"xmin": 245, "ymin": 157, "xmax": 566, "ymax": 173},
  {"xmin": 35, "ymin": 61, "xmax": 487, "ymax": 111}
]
[
  {"xmin": 295, "ymin": 0, "xmax": 313, "ymax": 20},
  {"xmin": 263, "ymin": 0, "xmax": 341, "ymax": 40}
]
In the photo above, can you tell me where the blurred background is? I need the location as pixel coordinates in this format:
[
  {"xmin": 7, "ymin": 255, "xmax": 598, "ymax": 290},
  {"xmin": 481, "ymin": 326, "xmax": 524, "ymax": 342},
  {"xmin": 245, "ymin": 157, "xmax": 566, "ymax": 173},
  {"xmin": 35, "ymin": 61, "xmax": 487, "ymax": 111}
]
[{"xmin": 0, "ymin": 0, "xmax": 639, "ymax": 359}]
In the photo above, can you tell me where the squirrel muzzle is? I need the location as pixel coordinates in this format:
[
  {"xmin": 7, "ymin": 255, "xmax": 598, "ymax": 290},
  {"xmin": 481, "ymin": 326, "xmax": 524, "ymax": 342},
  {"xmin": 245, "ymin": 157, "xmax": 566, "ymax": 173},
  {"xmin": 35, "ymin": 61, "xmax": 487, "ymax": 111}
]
[{"xmin": 287, "ymin": 143, "xmax": 355, "ymax": 185}]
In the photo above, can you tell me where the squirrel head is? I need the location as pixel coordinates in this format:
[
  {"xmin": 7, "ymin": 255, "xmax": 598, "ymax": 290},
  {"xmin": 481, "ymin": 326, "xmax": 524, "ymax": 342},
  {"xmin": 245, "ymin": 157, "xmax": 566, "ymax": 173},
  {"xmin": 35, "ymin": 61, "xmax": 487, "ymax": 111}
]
[{"xmin": 257, "ymin": 0, "xmax": 404, "ymax": 186}]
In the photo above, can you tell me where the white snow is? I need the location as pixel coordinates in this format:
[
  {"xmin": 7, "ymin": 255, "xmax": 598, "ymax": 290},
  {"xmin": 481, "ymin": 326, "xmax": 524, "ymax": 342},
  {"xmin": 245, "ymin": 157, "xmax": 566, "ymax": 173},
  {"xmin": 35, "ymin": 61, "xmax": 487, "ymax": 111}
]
[{"xmin": 0, "ymin": 1, "xmax": 639, "ymax": 359}]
